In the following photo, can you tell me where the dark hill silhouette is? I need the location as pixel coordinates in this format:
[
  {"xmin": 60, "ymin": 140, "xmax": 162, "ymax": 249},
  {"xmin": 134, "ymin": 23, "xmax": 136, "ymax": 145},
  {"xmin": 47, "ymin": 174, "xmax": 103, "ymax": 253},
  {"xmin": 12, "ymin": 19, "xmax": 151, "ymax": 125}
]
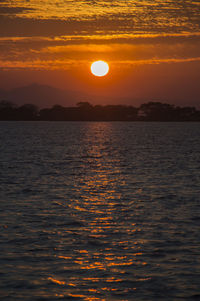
[
  {"xmin": 0, "ymin": 83, "xmax": 147, "ymax": 108},
  {"xmin": 0, "ymin": 83, "xmax": 200, "ymax": 109},
  {"xmin": 0, "ymin": 83, "xmax": 90, "ymax": 108}
]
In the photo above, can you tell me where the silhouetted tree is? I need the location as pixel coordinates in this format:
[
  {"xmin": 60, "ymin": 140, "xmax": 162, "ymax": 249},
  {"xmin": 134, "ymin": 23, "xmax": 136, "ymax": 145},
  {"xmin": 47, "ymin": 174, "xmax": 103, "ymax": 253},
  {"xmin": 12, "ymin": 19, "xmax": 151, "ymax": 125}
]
[
  {"xmin": 138, "ymin": 102, "xmax": 176, "ymax": 121},
  {"xmin": 0, "ymin": 100, "xmax": 17, "ymax": 120},
  {"xmin": 76, "ymin": 102, "xmax": 93, "ymax": 120},
  {"xmin": 17, "ymin": 104, "xmax": 38, "ymax": 120},
  {"xmin": 175, "ymin": 106, "xmax": 198, "ymax": 121},
  {"xmin": 76, "ymin": 102, "xmax": 93, "ymax": 109}
]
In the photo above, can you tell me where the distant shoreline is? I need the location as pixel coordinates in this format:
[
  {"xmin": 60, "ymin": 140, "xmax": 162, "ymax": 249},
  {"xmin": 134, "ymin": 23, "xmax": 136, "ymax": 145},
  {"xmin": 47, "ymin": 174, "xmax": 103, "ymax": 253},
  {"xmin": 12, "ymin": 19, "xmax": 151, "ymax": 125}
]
[
  {"xmin": 1, "ymin": 101, "xmax": 200, "ymax": 122},
  {"xmin": 0, "ymin": 119, "xmax": 200, "ymax": 123}
]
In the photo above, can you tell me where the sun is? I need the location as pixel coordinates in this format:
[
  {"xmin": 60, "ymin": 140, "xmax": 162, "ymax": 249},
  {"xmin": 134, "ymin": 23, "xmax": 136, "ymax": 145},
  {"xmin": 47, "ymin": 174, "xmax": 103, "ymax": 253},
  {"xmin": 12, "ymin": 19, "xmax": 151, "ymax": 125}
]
[{"xmin": 91, "ymin": 60, "xmax": 109, "ymax": 77}]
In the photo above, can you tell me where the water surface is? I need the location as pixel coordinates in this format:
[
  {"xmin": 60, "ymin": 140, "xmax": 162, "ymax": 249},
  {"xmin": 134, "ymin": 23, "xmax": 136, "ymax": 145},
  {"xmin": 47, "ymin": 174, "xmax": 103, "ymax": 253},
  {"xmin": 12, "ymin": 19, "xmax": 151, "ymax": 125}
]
[{"xmin": 0, "ymin": 122, "xmax": 200, "ymax": 300}]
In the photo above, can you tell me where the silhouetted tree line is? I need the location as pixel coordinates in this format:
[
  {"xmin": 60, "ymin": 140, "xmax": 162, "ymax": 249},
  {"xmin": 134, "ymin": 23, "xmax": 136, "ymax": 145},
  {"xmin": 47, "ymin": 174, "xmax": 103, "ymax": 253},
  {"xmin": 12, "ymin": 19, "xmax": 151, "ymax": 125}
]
[{"xmin": 0, "ymin": 100, "xmax": 200, "ymax": 121}]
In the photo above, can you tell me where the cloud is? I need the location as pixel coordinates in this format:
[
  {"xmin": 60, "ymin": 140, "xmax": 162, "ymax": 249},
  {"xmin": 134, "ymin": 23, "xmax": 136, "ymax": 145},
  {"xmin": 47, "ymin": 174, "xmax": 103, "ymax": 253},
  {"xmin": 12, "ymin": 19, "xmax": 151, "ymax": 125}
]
[
  {"xmin": 1, "ymin": 32, "xmax": 200, "ymax": 69},
  {"xmin": 0, "ymin": 1, "xmax": 200, "ymax": 71},
  {"xmin": 1, "ymin": 52, "xmax": 200, "ymax": 71},
  {"xmin": 0, "ymin": 0, "xmax": 200, "ymax": 37},
  {"xmin": 0, "ymin": 6, "xmax": 33, "ymax": 15}
]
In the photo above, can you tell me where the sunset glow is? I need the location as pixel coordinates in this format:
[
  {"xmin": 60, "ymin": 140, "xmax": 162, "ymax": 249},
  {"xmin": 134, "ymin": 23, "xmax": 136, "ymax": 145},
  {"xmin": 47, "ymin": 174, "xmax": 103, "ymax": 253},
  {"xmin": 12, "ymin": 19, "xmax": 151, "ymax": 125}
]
[{"xmin": 0, "ymin": 0, "xmax": 200, "ymax": 106}]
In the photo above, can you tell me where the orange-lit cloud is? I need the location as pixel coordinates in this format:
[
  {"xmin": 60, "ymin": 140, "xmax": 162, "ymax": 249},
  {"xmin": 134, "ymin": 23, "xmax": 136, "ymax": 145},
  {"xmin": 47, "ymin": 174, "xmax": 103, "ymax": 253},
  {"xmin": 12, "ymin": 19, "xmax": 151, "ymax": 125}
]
[
  {"xmin": 1, "ymin": 36, "xmax": 200, "ymax": 70},
  {"xmin": 1, "ymin": 0, "xmax": 200, "ymax": 69}
]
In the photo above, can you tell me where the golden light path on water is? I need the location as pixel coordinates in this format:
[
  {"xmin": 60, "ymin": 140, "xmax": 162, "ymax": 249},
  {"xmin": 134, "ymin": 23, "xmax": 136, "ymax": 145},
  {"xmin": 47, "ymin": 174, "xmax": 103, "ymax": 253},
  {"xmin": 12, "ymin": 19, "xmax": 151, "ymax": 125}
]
[{"xmin": 47, "ymin": 123, "xmax": 148, "ymax": 300}]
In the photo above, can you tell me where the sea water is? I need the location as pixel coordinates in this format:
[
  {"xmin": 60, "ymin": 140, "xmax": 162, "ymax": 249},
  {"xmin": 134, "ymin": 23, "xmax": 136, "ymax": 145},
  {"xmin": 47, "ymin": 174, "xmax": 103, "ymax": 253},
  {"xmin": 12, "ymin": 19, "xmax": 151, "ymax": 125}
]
[{"xmin": 0, "ymin": 122, "xmax": 200, "ymax": 300}]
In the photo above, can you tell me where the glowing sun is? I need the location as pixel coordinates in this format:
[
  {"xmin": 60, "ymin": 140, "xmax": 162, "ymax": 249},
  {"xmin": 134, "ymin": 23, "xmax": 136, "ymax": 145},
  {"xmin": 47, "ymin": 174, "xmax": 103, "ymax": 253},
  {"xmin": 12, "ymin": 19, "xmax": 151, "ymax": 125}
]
[{"xmin": 91, "ymin": 61, "xmax": 109, "ymax": 77}]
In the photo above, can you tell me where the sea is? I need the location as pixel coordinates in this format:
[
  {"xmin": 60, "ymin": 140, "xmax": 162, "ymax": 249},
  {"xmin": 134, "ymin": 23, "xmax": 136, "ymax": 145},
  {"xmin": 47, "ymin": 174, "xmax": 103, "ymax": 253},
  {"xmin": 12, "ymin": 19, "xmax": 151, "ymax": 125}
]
[{"xmin": 0, "ymin": 121, "xmax": 200, "ymax": 301}]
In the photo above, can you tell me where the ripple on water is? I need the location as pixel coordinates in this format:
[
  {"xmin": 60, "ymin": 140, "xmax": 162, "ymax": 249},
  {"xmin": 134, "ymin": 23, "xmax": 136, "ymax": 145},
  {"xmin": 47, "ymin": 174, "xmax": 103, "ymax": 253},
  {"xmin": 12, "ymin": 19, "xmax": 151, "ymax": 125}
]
[{"xmin": 0, "ymin": 122, "xmax": 200, "ymax": 300}]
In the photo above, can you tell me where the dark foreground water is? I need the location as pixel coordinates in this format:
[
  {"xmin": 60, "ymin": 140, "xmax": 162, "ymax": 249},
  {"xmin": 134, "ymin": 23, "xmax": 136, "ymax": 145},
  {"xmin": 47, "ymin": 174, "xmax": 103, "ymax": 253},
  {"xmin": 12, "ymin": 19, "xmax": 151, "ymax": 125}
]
[{"xmin": 0, "ymin": 122, "xmax": 200, "ymax": 301}]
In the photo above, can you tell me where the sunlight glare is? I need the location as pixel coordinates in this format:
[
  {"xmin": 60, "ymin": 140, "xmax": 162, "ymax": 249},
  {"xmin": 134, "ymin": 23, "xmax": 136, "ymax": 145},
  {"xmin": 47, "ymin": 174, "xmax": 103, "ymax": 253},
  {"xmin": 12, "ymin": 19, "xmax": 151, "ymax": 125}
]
[{"xmin": 91, "ymin": 61, "xmax": 109, "ymax": 77}]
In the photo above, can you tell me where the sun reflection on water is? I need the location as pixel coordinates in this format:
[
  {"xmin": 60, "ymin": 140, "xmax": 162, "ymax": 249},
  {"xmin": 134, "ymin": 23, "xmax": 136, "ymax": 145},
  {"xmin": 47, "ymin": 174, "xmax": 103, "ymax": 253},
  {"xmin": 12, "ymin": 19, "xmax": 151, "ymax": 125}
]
[{"xmin": 48, "ymin": 123, "xmax": 146, "ymax": 299}]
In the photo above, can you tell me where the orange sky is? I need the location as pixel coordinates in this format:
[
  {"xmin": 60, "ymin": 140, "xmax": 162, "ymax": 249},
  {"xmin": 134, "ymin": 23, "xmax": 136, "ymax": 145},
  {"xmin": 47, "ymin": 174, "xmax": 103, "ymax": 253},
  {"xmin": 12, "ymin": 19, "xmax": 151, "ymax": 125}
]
[{"xmin": 0, "ymin": 0, "xmax": 200, "ymax": 107}]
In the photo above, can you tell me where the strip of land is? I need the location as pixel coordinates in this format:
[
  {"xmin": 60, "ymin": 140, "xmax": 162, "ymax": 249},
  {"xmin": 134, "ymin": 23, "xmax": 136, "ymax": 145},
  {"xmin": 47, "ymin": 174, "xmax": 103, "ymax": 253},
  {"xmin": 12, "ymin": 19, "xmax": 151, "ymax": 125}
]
[{"xmin": 1, "ymin": 101, "xmax": 200, "ymax": 121}]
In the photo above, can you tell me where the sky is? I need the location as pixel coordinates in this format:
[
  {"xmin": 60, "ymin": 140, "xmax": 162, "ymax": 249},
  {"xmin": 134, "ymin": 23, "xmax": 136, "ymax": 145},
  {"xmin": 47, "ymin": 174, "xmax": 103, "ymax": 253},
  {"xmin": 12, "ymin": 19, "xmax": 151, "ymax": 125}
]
[{"xmin": 0, "ymin": 0, "xmax": 200, "ymax": 107}]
